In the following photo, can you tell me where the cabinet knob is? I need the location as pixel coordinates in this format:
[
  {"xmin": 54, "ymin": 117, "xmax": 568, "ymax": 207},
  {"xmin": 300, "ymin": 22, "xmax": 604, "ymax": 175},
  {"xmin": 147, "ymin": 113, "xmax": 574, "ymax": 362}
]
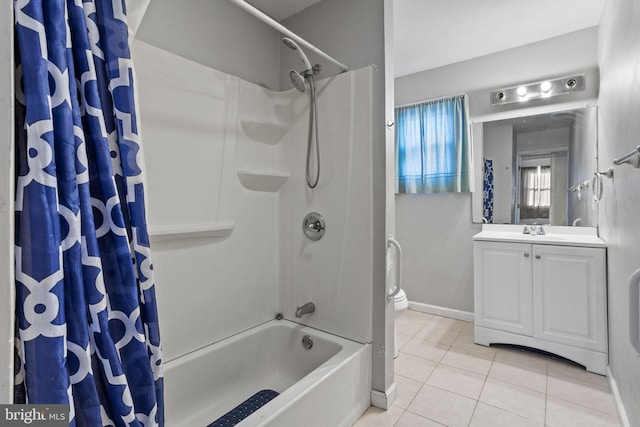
[
  {"xmin": 524, "ymin": 253, "xmax": 530, "ymax": 257},
  {"xmin": 535, "ymin": 255, "xmax": 541, "ymax": 259}
]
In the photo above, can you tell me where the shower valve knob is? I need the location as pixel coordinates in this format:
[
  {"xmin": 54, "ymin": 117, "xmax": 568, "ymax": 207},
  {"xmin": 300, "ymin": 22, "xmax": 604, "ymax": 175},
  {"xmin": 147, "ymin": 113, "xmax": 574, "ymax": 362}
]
[{"xmin": 303, "ymin": 212, "xmax": 325, "ymax": 241}]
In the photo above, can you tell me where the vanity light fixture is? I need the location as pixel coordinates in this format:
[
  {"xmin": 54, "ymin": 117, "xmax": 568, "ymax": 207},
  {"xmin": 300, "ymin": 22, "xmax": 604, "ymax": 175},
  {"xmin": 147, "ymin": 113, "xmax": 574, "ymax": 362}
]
[{"xmin": 491, "ymin": 74, "xmax": 586, "ymax": 105}]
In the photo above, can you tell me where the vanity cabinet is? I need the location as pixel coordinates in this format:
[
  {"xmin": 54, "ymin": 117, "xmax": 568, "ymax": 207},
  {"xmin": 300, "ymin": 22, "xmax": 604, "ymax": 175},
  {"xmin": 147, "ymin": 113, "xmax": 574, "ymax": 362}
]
[
  {"xmin": 473, "ymin": 233, "xmax": 607, "ymax": 374},
  {"xmin": 474, "ymin": 242, "xmax": 533, "ymax": 336}
]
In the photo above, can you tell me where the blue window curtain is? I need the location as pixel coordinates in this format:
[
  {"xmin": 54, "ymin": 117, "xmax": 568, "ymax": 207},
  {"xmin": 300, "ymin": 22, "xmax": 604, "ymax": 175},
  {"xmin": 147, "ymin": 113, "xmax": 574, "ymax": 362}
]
[
  {"xmin": 395, "ymin": 95, "xmax": 474, "ymax": 193},
  {"xmin": 14, "ymin": 0, "xmax": 163, "ymax": 425}
]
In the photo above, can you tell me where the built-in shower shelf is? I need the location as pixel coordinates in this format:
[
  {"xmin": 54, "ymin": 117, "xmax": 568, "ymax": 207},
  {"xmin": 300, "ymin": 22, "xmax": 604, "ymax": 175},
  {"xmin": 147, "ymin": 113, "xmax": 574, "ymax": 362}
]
[
  {"xmin": 240, "ymin": 120, "xmax": 288, "ymax": 145},
  {"xmin": 148, "ymin": 222, "xmax": 235, "ymax": 242},
  {"xmin": 237, "ymin": 170, "xmax": 289, "ymax": 192}
]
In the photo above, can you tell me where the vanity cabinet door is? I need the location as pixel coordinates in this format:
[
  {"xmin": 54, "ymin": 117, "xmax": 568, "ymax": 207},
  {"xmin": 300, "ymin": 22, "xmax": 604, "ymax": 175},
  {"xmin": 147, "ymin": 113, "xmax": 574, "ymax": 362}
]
[
  {"xmin": 474, "ymin": 241, "xmax": 533, "ymax": 336},
  {"xmin": 532, "ymin": 245, "xmax": 607, "ymax": 352}
]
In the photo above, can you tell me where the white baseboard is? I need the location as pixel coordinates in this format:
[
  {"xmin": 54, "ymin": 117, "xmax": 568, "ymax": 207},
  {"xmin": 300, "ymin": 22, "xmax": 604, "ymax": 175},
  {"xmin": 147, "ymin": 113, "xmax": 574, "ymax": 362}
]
[
  {"xmin": 408, "ymin": 301, "xmax": 474, "ymax": 323},
  {"xmin": 371, "ymin": 382, "xmax": 397, "ymax": 410},
  {"xmin": 607, "ymin": 366, "xmax": 631, "ymax": 427}
]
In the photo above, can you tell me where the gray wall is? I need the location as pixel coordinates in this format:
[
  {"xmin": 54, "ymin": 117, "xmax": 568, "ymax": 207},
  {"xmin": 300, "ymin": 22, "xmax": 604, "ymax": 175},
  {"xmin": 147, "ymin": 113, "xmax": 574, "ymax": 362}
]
[
  {"xmin": 281, "ymin": 0, "xmax": 385, "ymax": 89},
  {"xmin": 597, "ymin": 0, "xmax": 640, "ymax": 424},
  {"xmin": 395, "ymin": 193, "xmax": 478, "ymax": 311},
  {"xmin": 395, "ymin": 28, "xmax": 599, "ymax": 313},
  {"xmin": 136, "ymin": 0, "xmax": 281, "ymax": 90},
  {"xmin": 0, "ymin": 0, "xmax": 13, "ymax": 403}
]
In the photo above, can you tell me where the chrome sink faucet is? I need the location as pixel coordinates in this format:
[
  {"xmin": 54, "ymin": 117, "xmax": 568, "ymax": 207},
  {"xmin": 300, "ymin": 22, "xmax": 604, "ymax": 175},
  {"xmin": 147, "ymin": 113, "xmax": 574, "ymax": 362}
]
[
  {"xmin": 295, "ymin": 302, "xmax": 316, "ymax": 318},
  {"xmin": 523, "ymin": 225, "xmax": 546, "ymax": 235}
]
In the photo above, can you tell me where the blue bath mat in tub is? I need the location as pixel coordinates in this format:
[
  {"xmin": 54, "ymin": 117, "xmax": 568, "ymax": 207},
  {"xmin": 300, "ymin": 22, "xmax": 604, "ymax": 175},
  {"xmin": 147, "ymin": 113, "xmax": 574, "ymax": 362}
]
[{"xmin": 208, "ymin": 389, "xmax": 279, "ymax": 427}]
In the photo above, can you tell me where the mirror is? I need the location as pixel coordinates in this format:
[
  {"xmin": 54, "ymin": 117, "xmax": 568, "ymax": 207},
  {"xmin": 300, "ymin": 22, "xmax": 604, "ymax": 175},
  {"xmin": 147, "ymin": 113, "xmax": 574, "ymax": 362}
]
[{"xmin": 472, "ymin": 106, "xmax": 598, "ymax": 226}]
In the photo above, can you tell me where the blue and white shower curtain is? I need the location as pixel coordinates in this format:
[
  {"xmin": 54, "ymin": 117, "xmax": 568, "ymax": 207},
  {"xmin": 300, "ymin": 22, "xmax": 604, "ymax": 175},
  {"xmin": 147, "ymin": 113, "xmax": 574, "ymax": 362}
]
[
  {"xmin": 483, "ymin": 158, "xmax": 494, "ymax": 223},
  {"xmin": 14, "ymin": 1, "xmax": 163, "ymax": 425}
]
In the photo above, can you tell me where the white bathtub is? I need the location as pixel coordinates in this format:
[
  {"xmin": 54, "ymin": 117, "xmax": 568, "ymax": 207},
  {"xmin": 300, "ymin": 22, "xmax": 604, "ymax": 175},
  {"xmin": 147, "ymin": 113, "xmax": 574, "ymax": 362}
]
[{"xmin": 163, "ymin": 319, "xmax": 372, "ymax": 426}]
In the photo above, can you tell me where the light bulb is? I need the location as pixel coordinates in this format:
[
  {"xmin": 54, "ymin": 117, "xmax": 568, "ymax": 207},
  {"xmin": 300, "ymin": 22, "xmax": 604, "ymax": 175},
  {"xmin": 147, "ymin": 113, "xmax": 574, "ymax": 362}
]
[
  {"xmin": 517, "ymin": 86, "xmax": 527, "ymax": 97},
  {"xmin": 540, "ymin": 81, "xmax": 552, "ymax": 92}
]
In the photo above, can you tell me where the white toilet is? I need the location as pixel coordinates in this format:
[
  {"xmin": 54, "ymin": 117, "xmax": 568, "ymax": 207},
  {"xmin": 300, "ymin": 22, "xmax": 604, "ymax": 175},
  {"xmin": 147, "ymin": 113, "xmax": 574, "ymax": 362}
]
[{"xmin": 393, "ymin": 289, "xmax": 409, "ymax": 358}]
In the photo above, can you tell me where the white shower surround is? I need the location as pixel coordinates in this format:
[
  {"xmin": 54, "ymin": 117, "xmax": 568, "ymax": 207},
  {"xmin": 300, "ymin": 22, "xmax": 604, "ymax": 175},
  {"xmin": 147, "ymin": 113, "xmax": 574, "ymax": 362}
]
[
  {"xmin": 280, "ymin": 68, "xmax": 374, "ymax": 344},
  {"xmin": 133, "ymin": 40, "xmax": 374, "ymax": 422}
]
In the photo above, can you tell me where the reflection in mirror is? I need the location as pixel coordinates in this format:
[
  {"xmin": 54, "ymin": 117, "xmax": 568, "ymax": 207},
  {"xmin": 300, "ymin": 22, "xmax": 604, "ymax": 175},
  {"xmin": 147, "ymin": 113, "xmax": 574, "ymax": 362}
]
[{"xmin": 473, "ymin": 106, "xmax": 598, "ymax": 226}]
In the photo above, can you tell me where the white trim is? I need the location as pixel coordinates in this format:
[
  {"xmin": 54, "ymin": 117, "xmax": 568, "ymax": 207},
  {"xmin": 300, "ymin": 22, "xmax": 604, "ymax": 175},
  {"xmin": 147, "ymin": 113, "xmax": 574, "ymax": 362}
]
[
  {"xmin": 408, "ymin": 301, "xmax": 474, "ymax": 323},
  {"xmin": 370, "ymin": 382, "xmax": 397, "ymax": 410},
  {"xmin": 607, "ymin": 366, "xmax": 631, "ymax": 427}
]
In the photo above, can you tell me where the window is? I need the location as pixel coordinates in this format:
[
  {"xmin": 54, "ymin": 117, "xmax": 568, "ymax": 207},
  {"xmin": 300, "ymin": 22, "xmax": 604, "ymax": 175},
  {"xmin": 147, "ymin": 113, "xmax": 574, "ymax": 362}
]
[
  {"xmin": 395, "ymin": 94, "xmax": 473, "ymax": 193},
  {"xmin": 519, "ymin": 165, "xmax": 551, "ymax": 221}
]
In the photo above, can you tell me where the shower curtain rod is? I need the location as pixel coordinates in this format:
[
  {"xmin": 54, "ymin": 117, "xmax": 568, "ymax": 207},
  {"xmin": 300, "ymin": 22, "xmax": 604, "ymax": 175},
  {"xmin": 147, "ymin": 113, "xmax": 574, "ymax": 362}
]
[
  {"xmin": 227, "ymin": 0, "xmax": 349, "ymax": 73},
  {"xmin": 395, "ymin": 92, "xmax": 467, "ymax": 109}
]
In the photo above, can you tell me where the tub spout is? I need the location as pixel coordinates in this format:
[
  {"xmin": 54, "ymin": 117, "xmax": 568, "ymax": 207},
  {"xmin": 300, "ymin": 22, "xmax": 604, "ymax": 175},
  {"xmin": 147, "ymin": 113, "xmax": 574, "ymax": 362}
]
[{"xmin": 295, "ymin": 302, "xmax": 315, "ymax": 318}]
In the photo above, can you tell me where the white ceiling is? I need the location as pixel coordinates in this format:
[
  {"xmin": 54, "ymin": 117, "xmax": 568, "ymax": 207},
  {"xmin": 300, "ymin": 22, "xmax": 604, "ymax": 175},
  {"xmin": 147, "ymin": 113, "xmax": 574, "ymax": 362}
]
[
  {"xmin": 394, "ymin": 0, "xmax": 606, "ymax": 77},
  {"xmin": 244, "ymin": 0, "xmax": 606, "ymax": 77},
  {"xmin": 246, "ymin": 0, "xmax": 322, "ymax": 21}
]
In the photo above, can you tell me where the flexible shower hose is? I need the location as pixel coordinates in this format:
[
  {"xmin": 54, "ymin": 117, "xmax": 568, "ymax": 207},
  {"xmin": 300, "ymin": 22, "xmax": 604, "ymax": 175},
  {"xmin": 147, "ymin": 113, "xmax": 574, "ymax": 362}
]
[{"xmin": 306, "ymin": 74, "xmax": 320, "ymax": 188}]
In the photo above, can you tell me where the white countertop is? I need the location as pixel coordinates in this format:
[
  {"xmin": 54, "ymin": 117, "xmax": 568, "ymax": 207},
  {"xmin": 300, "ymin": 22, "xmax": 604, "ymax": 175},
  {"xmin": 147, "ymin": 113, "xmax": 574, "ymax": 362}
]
[{"xmin": 473, "ymin": 224, "xmax": 606, "ymax": 248}]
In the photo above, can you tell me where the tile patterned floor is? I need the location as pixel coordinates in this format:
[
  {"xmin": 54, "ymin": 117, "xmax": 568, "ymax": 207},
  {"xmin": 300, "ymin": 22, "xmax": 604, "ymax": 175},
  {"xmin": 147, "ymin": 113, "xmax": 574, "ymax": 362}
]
[{"xmin": 353, "ymin": 310, "xmax": 622, "ymax": 427}]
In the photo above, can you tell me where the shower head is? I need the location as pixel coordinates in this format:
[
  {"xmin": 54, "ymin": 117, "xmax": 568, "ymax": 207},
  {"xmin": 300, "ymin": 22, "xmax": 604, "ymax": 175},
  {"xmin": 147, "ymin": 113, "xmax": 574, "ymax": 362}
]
[
  {"xmin": 289, "ymin": 70, "xmax": 307, "ymax": 92},
  {"xmin": 282, "ymin": 37, "xmax": 312, "ymax": 71}
]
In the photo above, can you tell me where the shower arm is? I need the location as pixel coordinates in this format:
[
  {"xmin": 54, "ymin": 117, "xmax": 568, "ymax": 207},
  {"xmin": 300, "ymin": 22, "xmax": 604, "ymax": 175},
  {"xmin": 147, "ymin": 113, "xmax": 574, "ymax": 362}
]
[{"xmin": 227, "ymin": 0, "xmax": 349, "ymax": 73}]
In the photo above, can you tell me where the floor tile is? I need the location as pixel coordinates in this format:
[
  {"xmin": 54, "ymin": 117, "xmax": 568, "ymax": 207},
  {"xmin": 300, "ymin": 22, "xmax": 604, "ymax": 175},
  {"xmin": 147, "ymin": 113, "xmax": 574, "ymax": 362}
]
[
  {"xmin": 392, "ymin": 374, "xmax": 423, "ymax": 410},
  {"xmin": 395, "ymin": 332, "xmax": 412, "ymax": 352},
  {"xmin": 469, "ymin": 402, "xmax": 544, "ymax": 427},
  {"xmin": 395, "ymin": 317, "xmax": 424, "ymax": 337},
  {"xmin": 352, "ymin": 405, "xmax": 404, "ymax": 427},
  {"xmin": 427, "ymin": 316, "xmax": 468, "ymax": 332},
  {"xmin": 489, "ymin": 359, "xmax": 547, "ymax": 393},
  {"xmin": 401, "ymin": 310, "xmax": 435, "ymax": 325},
  {"xmin": 440, "ymin": 346, "xmax": 494, "ymax": 375},
  {"xmin": 450, "ymin": 333, "xmax": 498, "ymax": 358},
  {"xmin": 355, "ymin": 311, "xmax": 622, "ymax": 427},
  {"xmin": 394, "ymin": 352, "xmax": 437, "ymax": 383},
  {"xmin": 394, "ymin": 410, "xmax": 444, "ymax": 426},
  {"xmin": 425, "ymin": 363, "xmax": 486, "ymax": 400},
  {"xmin": 459, "ymin": 321, "xmax": 475, "ymax": 336},
  {"xmin": 546, "ymin": 372, "xmax": 617, "ymax": 416},
  {"xmin": 546, "ymin": 396, "xmax": 621, "ymax": 427},
  {"xmin": 408, "ymin": 385, "xmax": 477, "ymax": 427},
  {"xmin": 493, "ymin": 346, "xmax": 548, "ymax": 373},
  {"xmin": 547, "ymin": 358, "xmax": 609, "ymax": 388},
  {"xmin": 479, "ymin": 377, "xmax": 546, "ymax": 423},
  {"xmin": 414, "ymin": 324, "xmax": 459, "ymax": 346},
  {"xmin": 401, "ymin": 337, "xmax": 449, "ymax": 363}
]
